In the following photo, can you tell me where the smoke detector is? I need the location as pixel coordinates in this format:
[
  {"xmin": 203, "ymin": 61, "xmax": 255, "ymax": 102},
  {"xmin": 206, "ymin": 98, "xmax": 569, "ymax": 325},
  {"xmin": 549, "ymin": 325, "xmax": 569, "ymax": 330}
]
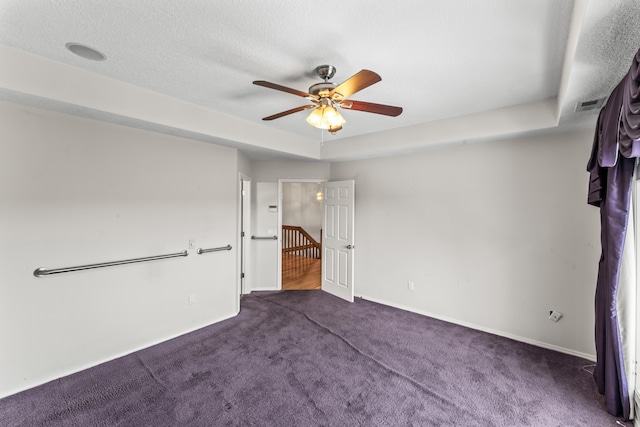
[{"xmin": 65, "ymin": 42, "xmax": 106, "ymax": 61}]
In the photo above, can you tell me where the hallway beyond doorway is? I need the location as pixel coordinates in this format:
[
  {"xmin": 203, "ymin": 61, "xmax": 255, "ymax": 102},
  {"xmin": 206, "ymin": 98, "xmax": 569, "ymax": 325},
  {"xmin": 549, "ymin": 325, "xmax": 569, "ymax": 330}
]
[
  {"xmin": 282, "ymin": 253, "xmax": 321, "ymax": 290},
  {"xmin": 280, "ymin": 180, "xmax": 323, "ymax": 291}
]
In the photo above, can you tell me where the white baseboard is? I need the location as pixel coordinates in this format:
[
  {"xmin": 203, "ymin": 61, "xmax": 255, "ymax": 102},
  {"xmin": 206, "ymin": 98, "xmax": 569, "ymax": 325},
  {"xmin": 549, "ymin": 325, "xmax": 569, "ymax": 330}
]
[
  {"xmin": 358, "ymin": 294, "xmax": 596, "ymax": 362},
  {"xmin": 249, "ymin": 286, "xmax": 280, "ymax": 291}
]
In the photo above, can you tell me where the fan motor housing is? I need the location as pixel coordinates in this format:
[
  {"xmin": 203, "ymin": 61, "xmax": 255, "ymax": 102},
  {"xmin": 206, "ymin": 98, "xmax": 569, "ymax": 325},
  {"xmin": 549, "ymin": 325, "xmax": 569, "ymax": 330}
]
[
  {"xmin": 315, "ymin": 64, "xmax": 336, "ymax": 80},
  {"xmin": 309, "ymin": 82, "xmax": 337, "ymax": 97}
]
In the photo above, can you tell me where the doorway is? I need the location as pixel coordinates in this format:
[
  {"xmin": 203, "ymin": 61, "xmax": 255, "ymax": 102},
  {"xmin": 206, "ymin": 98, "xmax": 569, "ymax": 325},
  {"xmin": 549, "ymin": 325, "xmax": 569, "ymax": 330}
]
[
  {"xmin": 279, "ymin": 180, "xmax": 324, "ymax": 290},
  {"xmin": 238, "ymin": 175, "xmax": 251, "ymax": 297}
]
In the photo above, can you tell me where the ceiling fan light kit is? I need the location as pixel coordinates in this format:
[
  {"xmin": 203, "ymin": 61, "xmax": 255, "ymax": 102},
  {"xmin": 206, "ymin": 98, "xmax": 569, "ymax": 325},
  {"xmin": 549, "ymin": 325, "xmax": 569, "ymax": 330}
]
[
  {"xmin": 305, "ymin": 100, "xmax": 346, "ymax": 131},
  {"xmin": 253, "ymin": 65, "xmax": 402, "ymax": 133}
]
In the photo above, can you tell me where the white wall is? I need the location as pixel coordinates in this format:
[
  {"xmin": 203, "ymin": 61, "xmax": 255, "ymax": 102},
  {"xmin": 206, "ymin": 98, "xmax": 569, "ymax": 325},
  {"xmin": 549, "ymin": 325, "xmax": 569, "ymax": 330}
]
[
  {"xmin": 250, "ymin": 161, "xmax": 331, "ymax": 182},
  {"xmin": 0, "ymin": 101, "xmax": 239, "ymax": 397},
  {"xmin": 237, "ymin": 150, "xmax": 252, "ymax": 178},
  {"xmin": 251, "ymin": 182, "xmax": 278, "ymax": 290},
  {"xmin": 282, "ymin": 182, "xmax": 323, "ymax": 242},
  {"xmin": 330, "ymin": 130, "xmax": 601, "ymax": 359}
]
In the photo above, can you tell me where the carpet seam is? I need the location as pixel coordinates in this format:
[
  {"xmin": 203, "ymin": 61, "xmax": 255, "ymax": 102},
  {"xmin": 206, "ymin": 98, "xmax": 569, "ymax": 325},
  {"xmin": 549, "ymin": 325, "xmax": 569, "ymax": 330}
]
[
  {"xmin": 252, "ymin": 293, "xmax": 474, "ymax": 419},
  {"xmin": 286, "ymin": 365, "xmax": 329, "ymax": 424},
  {"xmin": 135, "ymin": 355, "xmax": 169, "ymax": 390}
]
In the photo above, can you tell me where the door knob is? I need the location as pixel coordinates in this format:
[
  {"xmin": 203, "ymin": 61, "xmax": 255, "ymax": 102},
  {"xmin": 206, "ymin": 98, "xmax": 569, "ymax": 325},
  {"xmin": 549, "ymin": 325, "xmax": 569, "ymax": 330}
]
[{"xmin": 346, "ymin": 244, "xmax": 355, "ymax": 249}]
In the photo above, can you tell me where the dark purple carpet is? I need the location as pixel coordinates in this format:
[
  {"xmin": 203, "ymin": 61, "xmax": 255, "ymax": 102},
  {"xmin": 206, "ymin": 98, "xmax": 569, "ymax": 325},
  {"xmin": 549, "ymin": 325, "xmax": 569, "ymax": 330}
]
[{"xmin": 0, "ymin": 291, "xmax": 628, "ymax": 426}]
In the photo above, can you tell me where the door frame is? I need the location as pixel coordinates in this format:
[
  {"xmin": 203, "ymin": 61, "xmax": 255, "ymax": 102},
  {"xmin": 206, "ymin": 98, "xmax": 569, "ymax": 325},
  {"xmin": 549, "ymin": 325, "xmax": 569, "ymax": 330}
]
[
  {"xmin": 277, "ymin": 178, "xmax": 326, "ymax": 290},
  {"xmin": 237, "ymin": 173, "xmax": 251, "ymax": 301}
]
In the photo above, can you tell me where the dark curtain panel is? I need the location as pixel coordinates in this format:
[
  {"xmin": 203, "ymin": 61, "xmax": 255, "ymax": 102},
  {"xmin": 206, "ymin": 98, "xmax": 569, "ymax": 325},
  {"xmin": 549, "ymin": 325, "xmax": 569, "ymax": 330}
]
[{"xmin": 587, "ymin": 48, "xmax": 640, "ymax": 419}]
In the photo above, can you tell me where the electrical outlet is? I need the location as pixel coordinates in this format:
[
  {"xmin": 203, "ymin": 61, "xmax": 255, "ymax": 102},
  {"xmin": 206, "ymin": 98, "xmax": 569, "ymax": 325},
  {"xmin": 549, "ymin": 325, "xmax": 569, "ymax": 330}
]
[
  {"xmin": 188, "ymin": 294, "xmax": 196, "ymax": 305},
  {"xmin": 408, "ymin": 281, "xmax": 414, "ymax": 291},
  {"xmin": 549, "ymin": 310, "xmax": 563, "ymax": 322}
]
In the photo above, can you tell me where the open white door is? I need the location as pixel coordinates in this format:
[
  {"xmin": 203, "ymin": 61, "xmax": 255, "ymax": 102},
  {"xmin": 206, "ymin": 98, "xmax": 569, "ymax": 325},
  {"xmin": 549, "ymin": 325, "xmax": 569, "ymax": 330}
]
[{"xmin": 322, "ymin": 180, "xmax": 355, "ymax": 302}]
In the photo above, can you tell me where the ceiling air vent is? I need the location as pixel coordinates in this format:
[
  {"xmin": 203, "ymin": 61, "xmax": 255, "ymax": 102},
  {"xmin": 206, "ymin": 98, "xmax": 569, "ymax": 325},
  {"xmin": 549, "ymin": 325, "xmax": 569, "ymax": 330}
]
[{"xmin": 575, "ymin": 97, "xmax": 606, "ymax": 112}]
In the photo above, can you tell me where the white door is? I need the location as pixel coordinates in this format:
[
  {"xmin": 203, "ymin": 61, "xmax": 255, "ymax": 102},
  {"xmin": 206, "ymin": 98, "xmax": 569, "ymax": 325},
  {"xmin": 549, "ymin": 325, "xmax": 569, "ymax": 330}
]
[{"xmin": 322, "ymin": 180, "xmax": 355, "ymax": 302}]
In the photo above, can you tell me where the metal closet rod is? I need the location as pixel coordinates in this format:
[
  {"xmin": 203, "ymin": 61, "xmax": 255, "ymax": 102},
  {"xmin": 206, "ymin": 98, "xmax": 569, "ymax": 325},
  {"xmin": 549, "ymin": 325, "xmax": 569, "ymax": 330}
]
[
  {"xmin": 34, "ymin": 250, "xmax": 188, "ymax": 278},
  {"xmin": 197, "ymin": 244, "xmax": 232, "ymax": 254},
  {"xmin": 251, "ymin": 235, "xmax": 277, "ymax": 240}
]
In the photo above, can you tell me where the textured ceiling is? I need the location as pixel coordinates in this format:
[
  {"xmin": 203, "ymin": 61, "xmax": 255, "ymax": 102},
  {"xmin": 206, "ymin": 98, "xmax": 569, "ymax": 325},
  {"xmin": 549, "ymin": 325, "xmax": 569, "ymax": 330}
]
[{"xmin": 1, "ymin": 0, "xmax": 639, "ymax": 160}]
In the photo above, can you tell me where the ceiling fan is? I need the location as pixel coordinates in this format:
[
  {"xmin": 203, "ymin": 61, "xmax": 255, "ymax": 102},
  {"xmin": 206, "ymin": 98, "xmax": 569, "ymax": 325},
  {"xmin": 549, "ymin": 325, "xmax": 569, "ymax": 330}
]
[{"xmin": 253, "ymin": 65, "xmax": 403, "ymax": 134}]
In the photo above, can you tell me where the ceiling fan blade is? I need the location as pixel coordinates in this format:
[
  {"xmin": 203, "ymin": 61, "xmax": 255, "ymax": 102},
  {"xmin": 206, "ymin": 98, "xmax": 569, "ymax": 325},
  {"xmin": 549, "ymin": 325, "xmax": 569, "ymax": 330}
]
[
  {"xmin": 339, "ymin": 100, "xmax": 403, "ymax": 117},
  {"xmin": 329, "ymin": 70, "xmax": 381, "ymax": 100},
  {"xmin": 253, "ymin": 80, "xmax": 317, "ymax": 99},
  {"xmin": 262, "ymin": 104, "xmax": 316, "ymax": 121}
]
